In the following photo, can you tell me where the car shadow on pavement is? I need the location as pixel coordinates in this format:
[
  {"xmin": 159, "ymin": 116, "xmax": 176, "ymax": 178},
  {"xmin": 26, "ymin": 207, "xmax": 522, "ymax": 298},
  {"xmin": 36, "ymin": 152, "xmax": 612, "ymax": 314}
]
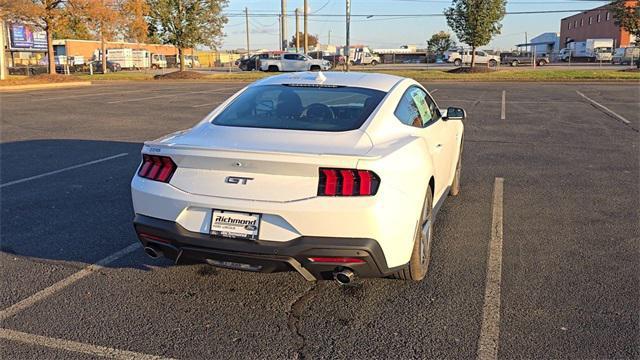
[{"xmin": 0, "ymin": 139, "xmax": 167, "ymax": 271}]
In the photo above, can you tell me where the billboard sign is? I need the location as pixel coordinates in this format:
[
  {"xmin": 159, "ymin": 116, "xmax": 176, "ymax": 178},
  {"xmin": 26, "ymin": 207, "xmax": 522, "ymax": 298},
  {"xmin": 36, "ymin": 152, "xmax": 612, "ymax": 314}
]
[{"xmin": 8, "ymin": 23, "xmax": 48, "ymax": 51}]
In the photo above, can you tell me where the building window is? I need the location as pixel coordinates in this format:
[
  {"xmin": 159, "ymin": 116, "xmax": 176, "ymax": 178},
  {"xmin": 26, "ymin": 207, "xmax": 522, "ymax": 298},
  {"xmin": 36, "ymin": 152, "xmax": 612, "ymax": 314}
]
[
  {"xmin": 574, "ymin": 20, "xmax": 578, "ymax": 27},
  {"xmin": 606, "ymin": 12, "xmax": 610, "ymax": 21},
  {"xmin": 597, "ymin": 13, "xmax": 601, "ymax": 23},
  {"xmin": 589, "ymin": 16, "xmax": 593, "ymax": 25},
  {"xmin": 568, "ymin": 22, "xmax": 571, "ymax": 30},
  {"xmin": 580, "ymin": 18, "xmax": 583, "ymax": 26}
]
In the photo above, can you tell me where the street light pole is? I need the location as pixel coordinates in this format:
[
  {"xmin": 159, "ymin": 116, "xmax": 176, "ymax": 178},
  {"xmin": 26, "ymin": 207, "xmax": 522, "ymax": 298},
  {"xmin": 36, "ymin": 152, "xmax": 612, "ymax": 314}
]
[
  {"xmin": 281, "ymin": 0, "xmax": 287, "ymax": 51},
  {"xmin": 295, "ymin": 8, "xmax": 300, "ymax": 52},
  {"xmin": 303, "ymin": 0, "xmax": 308, "ymax": 54},
  {"xmin": 345, "ymin": 0, "xmax": 351, "ymax": 71},
  {"xmin": 245, "ymin": 7, "xmax": 250, "ymax": 56}
]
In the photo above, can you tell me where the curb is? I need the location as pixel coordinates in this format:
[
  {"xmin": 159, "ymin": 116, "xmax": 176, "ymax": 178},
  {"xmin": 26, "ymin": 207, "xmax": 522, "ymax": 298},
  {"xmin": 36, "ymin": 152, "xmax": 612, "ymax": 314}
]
[{"xmin": 0, "ymin": 81, "xmax": 92, "ymax": 92}]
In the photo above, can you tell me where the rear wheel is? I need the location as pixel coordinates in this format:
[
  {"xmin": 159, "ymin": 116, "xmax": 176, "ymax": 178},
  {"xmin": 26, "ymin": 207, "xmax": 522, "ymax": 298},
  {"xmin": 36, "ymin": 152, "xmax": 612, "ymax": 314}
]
[
  {"xmin": 391, "ymin": 188, "xmax": 433, "ymax": 281},
  {"xmin": 511, "ymin": 60, "xmax": 518, "ymax": 67},
  {"xmin": 268, "ymin": 65, "xmax": 279, "ymax": 72},
  {"xmin": 537, "ymin": 59, "xmax": 547, "ymax": 66},
  {"xmin": 489, "ymin": 59, "xmax": 497, "ymax": 67},
  {"xmin": 370, "ymin": 60, "xmax": 378, "ymax": 66}
]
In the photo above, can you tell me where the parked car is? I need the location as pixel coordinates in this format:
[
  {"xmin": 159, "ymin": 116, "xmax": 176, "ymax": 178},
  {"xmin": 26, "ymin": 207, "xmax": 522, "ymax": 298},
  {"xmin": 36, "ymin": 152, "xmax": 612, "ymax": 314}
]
[
  {"xmin": 502, "ymin": 52, "xmax": 550, "ymax": 67},
  {"xmin": 88, "ymin": 60, "xmax": 122, "ymax": 73},
  {"xmin": 612, "ymin": 47, "xmax": 640, "ymax": 65},
  {"xmin": 259, "ymin": 53, "xmax": 331, "ymax": 72},
  {"xmin": 445, "ymin": 49, "xmax": 499, "ymax": 67},
  {"xmin": 131, "ymin": 72, "xmax": 465, "ymax": 285},
  {"xmin": 238, "ymin": 52, "xmax": 284, "ymax": 71},
  {"xmin": 307, "ymin": 50, "xmax": 344, "ymax": 67}
]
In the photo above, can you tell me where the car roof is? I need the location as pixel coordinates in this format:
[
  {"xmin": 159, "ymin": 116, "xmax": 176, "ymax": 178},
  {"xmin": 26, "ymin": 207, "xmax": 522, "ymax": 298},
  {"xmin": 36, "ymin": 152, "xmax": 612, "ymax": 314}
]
[{"xmin": 252, "ymin": 71, "xmax": 405, "ymax": 92}]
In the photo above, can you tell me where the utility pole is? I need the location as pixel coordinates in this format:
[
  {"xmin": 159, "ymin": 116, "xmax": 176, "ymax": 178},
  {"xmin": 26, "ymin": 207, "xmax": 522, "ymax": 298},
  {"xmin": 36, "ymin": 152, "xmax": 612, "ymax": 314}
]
[
  {"xmin": 295, "ymin": 8, "xmax": 300, "ymax": 52},
  {"xmin": 328, "ymin": 30, "xmax": 331, "ymax": 45},
  {"xmin": 303, "ymin": 0, "xmax": 308, "ymax": 54},
  {"xmin": 0, "ymin": 20, "xmax": 6, "ymax": 80},
  {"xmin": 281, "ymin": 0, "xmax": 287, "ymax": 51},
  {"xmin": 245, "ymin": 7, "xmax": 250, "ymax": 56},
  {"xmin": 345, "ymin": 0, "xmax": 351, "ymax": 71}
]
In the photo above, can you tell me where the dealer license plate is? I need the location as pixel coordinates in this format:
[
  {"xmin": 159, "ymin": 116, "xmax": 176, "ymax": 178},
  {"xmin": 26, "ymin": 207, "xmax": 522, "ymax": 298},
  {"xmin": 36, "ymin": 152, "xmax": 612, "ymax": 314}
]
[{"xmin": 210, "ymin": 209, "xmax": 260, "ymax": 240}]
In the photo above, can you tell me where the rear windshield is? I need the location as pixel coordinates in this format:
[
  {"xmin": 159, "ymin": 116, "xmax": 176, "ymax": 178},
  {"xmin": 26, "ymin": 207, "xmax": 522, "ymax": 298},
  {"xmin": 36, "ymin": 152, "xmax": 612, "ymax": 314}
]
[{"xmin": 212, "ymin": 84, "xmax": 386, "ymax": 132}]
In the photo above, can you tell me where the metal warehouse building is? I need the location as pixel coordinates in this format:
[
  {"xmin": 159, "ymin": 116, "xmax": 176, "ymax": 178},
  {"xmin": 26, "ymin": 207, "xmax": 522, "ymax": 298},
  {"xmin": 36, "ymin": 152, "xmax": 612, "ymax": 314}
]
[{"xmin": 559, "ymin": 1, "xmax": 638, "ymax": 48}]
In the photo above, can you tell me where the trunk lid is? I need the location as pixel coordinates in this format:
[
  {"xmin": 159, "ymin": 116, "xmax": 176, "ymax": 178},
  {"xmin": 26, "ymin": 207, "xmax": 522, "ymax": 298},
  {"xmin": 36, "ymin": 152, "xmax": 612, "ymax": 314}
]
[{"xmin": 144, "ymin": 124, "xmax": 373, "ymax": 202}]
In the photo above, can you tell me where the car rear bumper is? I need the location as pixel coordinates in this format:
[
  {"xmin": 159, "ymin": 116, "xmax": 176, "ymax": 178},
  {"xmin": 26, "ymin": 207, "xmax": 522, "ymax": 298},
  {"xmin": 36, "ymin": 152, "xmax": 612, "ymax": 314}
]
[{"xmin": 133, "ymin": 214, "xmax": 406, "ymax": 281}]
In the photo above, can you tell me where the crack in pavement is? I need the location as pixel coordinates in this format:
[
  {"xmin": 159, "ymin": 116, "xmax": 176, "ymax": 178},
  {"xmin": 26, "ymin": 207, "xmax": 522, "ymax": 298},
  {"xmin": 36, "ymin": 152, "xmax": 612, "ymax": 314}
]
[{"xmin": 287, "ymin": 282, "xmax": 318, "ymax": 359}]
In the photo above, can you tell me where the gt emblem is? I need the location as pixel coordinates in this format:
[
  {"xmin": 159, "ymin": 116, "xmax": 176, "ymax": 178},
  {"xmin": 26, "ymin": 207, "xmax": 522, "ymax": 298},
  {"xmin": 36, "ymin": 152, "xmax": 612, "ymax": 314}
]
[{"xmin": 225, "ymin": 176, "xmax": 254, "ymax": 185}]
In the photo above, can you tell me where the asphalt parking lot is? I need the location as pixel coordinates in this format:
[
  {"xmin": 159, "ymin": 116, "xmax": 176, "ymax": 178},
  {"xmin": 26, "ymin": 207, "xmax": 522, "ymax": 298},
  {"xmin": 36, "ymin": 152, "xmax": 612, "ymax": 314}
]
[{"xmin": 1, "ymin": 79, "xmax": 638, "ymax": 359}]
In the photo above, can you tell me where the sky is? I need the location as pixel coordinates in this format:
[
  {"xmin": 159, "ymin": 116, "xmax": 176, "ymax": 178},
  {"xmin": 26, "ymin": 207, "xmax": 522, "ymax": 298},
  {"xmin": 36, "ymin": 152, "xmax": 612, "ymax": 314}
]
[{"xmin": 219, "ymin": 0, "xmax": 611, "ymax": 51}]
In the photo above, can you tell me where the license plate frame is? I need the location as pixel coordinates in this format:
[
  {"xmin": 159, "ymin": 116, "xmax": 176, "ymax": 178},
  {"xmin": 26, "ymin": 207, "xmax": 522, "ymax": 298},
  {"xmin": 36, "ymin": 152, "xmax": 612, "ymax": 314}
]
[{"xmin": 210, "ymin": 209, "xmax": 261, "ymax": 240}]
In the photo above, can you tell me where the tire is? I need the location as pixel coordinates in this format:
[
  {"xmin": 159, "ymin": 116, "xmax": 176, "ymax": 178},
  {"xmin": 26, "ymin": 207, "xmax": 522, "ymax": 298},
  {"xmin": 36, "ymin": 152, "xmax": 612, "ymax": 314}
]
[
  {"xmin": 450, "ymin": 141, "xmax": 463, "ymax": 196},
  {"xmin": 489, "ymin": 59, "xmax": 497, "ymax": 67},
  {"xmin": 390, "ymin": 188, "xmax": 434, "ymax": 281},
  {"xmin": 537, "ymin": 60, "xmax": 547, "ymax": 66},
  {"xmin": 310, "ymin": 65, "xmax": 320, "ymax": 71},
  {"xmin": 511, "ymin": 60, "xmax": 518, "ymax": 67},
  {"xmin": 349, "ymin": 60, "xmax": 355, "ymax": 66},
  {"xmin": 268, "ymin": 65, "xmax": 279, "ymax": 72},
  {"xmin": 370, "ymin": 60, "xmax": 378, "ymax": 66},
  {"xmin": 453, "ymin": 59, "xmax": 462, "ymax": 67},
  {"xmin": 151, "ymin": 64, "xmax": 158, "ymax": 69}
]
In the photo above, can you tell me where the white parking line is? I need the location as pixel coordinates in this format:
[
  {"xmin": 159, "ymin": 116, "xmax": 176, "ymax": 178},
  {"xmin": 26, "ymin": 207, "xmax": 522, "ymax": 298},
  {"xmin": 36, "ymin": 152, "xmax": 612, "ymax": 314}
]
[
  {"xmin": 500, "ymin": 91, "xmax": 506, "ymax": 120},
  {"xmin": 0, "ymin": 328, "xmax": 174, "ymax": 360},
  {"xmin": 576, "ymin": 91, "xmax": 631, "ymax": 124},
  {"xmin": 0, "ymin": 242, "xmax": 141, "ymax": 322},
  {"xmin": 0, "ymin": 153, "xmax": 128, "ymax": 188},
  {"xmin": 108, "ymin": 87, "xmax": 239, "ymax": 104},
  {"xmin": 430, "ymin": 88, "xmax": 439, "ymax": 94},
  {"xmin": 28, "ymin": 89, "xmax": 170, "ymax": 102},
  {"xmin": 477, "ymin": 177, "xmax": 504, "ymax": 360}
]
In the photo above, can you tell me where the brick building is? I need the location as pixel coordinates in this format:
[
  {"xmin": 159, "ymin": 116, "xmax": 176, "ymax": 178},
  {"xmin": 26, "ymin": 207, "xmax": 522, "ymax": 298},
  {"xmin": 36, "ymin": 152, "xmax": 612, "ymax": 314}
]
[
  {"xmin": 52, "ymin": 39, "xmax": 182, "ymax": 60},
  {"xmin": 559, "ymin": 1, "xmax": 637, "ymax": 48}
]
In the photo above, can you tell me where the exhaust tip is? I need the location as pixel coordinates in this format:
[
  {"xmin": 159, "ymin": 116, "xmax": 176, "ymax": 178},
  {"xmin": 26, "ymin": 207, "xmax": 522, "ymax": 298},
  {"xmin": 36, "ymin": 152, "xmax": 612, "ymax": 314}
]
[
  {"xmin": 333, "ymin": 269, "xmax": 355, "ymax": 286},
  {"xmin": 144, "ymin": 246, "xmax": 161, "ymax": 259}
]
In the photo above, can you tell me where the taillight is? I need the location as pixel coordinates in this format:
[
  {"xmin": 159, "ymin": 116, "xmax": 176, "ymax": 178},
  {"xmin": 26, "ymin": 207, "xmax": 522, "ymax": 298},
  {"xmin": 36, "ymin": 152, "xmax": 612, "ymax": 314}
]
[
  {"xmin": 318, "ymin": 168, "xmax": 380, "ymax": 196},
  {"xmin": 138, "ymin": 154, "xmax": 176, "ymax": 183}
]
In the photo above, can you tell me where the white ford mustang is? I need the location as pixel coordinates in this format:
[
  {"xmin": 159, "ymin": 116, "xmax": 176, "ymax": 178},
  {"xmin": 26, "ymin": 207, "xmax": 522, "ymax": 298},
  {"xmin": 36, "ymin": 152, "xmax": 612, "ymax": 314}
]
[{"xmin": 132, "ymin": 71, "xmax": 465, "ymax": 285}]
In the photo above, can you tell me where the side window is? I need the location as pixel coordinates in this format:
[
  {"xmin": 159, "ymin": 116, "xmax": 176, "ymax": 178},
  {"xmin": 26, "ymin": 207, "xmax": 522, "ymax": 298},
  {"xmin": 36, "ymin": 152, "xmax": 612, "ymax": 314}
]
[
  {"xmin": 476, "ymin": 50, "xmax": 486, "ymax": 57},
  {"xmin": 394, "ymin": 86, "xmax": 439, "ymax": 128},
  {"xmin": 297, "ymin": 54, "xmax": 307, "ymax": 61},
  {"xmin": 283, "ymin": 54, "xmax": 296, "ymax": 60}
]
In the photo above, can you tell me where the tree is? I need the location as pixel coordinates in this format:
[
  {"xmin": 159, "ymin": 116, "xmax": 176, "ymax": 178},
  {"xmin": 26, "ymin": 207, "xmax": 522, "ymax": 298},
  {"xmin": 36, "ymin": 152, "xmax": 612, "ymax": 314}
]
[
  {"xmin": 72, "ymin": 0, "xmax": 124, "ymax": 74},
  {"xmin": 610, "ymin": 0, "xmax": 640, "ymax": 67},
  {"xmin": 121, "ymin": 0, "xmax": 150, "ymax": 42},
  {"xmin": 148, "ymin": 0, "xmax": 228, "ymax": 71},
  {"xmin": 53, "ymin": 12, "xmax": 93, "ymax": 40},
  {"xmin": 445, "ymin": 0, "xmax": 506, "ymax": 68},
  {"xmin": 289, "ymin": 32, "xmax": 319, "ymax": 49},
  {"xmin": 427, "ymin": 31, "xmax": 454, "ymax": 56},
  {"xmin": 1, "ymin": 0, "xmax": 67, "ymax": 74}
]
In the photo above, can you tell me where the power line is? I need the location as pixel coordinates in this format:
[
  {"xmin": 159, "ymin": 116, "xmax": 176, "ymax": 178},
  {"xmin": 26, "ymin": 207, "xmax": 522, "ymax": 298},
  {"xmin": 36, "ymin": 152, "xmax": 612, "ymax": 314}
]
[{"xmin": 223, "ymin": 9, "xmax": 601, "ymax": 18}]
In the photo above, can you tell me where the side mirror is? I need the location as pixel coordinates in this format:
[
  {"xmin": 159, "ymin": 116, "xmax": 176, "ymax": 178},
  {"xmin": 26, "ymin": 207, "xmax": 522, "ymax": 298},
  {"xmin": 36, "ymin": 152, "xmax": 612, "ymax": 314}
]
[{"xmin": 444, "ymin": 107, "xmax": 466, "ymax": 121}]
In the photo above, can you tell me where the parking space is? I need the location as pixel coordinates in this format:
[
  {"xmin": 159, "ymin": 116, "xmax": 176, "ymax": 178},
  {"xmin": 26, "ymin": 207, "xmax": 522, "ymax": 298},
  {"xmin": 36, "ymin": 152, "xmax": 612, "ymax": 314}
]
[{"xmin": 1, "ymin": 81, "xmax": 638, "ymax": 359}]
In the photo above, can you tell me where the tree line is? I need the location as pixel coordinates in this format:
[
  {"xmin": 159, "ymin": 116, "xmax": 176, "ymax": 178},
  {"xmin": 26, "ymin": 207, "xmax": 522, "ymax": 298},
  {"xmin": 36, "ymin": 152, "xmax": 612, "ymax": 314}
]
[{"xmin": 1, "ymin": 0, "xmax": 229, "ymax": 73}]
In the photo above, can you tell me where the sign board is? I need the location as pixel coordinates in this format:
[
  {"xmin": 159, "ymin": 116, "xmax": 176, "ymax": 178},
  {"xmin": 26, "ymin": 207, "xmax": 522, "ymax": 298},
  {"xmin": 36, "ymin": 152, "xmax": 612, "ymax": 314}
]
[{"xmin": 7, "ymin": 23, "xmax": 48, "ymax": 51}]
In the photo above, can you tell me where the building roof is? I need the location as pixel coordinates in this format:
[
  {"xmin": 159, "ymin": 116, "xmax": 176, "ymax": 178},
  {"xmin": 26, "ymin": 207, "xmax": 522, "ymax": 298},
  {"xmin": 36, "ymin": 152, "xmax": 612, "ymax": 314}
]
[{"xmin": 252, "ymin": 71, "xmax": 405, "ymax": 92}]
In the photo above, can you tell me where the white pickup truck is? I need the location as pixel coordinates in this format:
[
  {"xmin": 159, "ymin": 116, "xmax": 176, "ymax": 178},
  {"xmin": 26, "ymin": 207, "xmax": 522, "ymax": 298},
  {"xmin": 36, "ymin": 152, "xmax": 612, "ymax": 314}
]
[
  {"xmin": 260, "ymin": 53, "xmax": 331, "ymax": 72},
  {"xmin": 445, "ymin": 49, "xmax": 500, "ymax": 67}
]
